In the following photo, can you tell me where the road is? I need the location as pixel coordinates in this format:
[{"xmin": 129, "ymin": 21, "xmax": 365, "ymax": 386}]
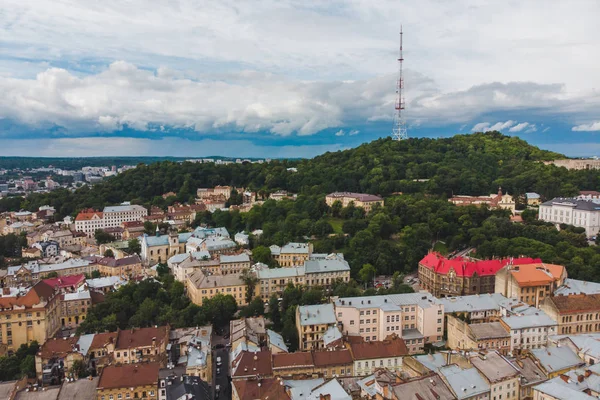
[{"xmin": 212, "ymin": 348, "xmax": 231, "ymax": 400}]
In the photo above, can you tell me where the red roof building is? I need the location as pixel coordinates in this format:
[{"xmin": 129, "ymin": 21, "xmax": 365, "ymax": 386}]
[
  {"xmin": 42, "ymin": 274, "xmax": 86, "ymax": 292},
  {"xmin": 418, "ymin": 252, "xmax": 541, "ymax": 298}
]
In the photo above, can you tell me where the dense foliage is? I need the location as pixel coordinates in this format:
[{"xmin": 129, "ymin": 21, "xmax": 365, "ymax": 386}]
[{"xmin": 0, "ymin": 341, "xmax": 39, "ymax": 380}]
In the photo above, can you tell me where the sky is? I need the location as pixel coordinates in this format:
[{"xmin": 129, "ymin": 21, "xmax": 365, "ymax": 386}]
[{"xmin": 1, "ymin": 0, "xmax": 599, "ymax": 158}]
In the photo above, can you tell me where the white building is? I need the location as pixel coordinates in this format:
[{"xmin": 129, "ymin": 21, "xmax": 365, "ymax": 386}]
[
  {"xmin": 75, "ymin": 204, "xmax": 148, "ymax": 237},
  {"xmin": 538, "ymin": 198, "xmax": 600, "ymax": 237},
  {"xmin": 500, "ymin": 310, "xmax": 557, "ymax": 352}
]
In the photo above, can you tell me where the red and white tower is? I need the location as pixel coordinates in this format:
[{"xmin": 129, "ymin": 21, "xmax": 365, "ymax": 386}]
[{"xmin": 392, "ymin": 27, "xmax": 408, "ymax": 141}]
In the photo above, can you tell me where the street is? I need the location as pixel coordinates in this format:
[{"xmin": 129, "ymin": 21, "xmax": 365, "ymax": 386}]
[{"xmin": 212, "ymin": 347, "xmax": 231, "ymax": 400}]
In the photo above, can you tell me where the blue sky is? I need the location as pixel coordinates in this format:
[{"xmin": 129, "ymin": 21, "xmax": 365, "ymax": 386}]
[{"xmin": 0, "ymin": 0, "xmax": 599, "ymax": 158}]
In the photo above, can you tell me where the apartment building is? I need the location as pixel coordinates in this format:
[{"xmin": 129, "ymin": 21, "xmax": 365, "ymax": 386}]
[
  {"xmin": 529, "ymin": 346, "xmax": 585, "ymax": 378},
  {"xmin": 295, "ymin": 304, "xmax": 337, "ymax": 351},
  {"xmin": 333, "ymin": 293, "xmax": 444, "ymax": 345},
  {"xmin": 499, "ymin": 311, "xmax": 557, "ymax": 352},
  {"xmin": 270, "ymin": 242, "xmax": 313, "ymax": 267},
  {"xmin": 0, "ymin": 282, "xmax": 61, "ymax": 353},
  {"xmin": 538, "ymin": 198, "xmax": 600, "ymax": 237},
  {"xmin": 60, "ymin": 290, "xmax": 104, "ymax": 329},
  {"xmin": 446, "ymin": 317, "xmax": 510, "ymax": 354},
  {"xmin": 541, "ymin": 293, "xmax": 600, "ymax": 335},
  {"xmin": 304, "ymin": 255, "xmax": 351, "ymax": 290},
  {"xmin": 75, "ymin": 204, "xmax": 148, "ymax": 238},
  {"xmin": 256, "ymin": 265, "xmax": 305, "ymax": 301},
  {"xmin": 448, "ymin": 187, "xmax": 516, "ymax": 214},
  {"xmin": 439, "ymin": 293, "xmax": 525, "ymax": 324},
  {"xmin": 325, "ymin": 192, "xmax": 384, "ymax": 212},
  {"xmin": 495, "ymin": 263, "xmax": 567, "ymax": 307},
  {"xmin": 419, "ymin": 252, "xmax": 540, "ymax": 298},
  {"xmin": 186, "ymin": 270, "xmax": 247, "ymax": 306},
  {"xmin": 271, "ymin": 349, "xmax": 354, "ymax": 378},
  {"xmin": 348, "ymin": 335, "xmax": 409, "ymax": 376},
  {"xmin": 96, "ymin": 362, "xmax": 160, "ymax": 400},
  {"xmin": 469, "ymin": 351, "xmax": 520, "ymax": 400},
  {"xmin": 6, "ymin": 259, "xmax": 96, "ymax": 286},
  {"xmin": 113, "ymin": 326, "xmax": 169, "ymax": 365},
  {"xmin": 219, "ymin": 253, "xmax": 251, "ymax": 275}
]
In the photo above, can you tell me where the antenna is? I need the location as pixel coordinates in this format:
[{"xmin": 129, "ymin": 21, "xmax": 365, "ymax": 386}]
[{"xmin": 392, "ymin": 26, "xmax": 408, "ymax": 141}]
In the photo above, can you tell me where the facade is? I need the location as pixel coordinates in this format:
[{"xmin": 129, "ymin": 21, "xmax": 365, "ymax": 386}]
[
  {"xmin": 7, "ymin": 259, "xmax": 96, "ymax": 286},
  {"xmin": 295, "ymin": 304, "xmax": 337, "ymax": 351},
  {"xmin": 94, "ymin": 254, "xmax": 143, "ymax": 277},
  {"xmin": 114, "ymin": 326, "xmax": 169, "ymax": 365},
  {"xmin": 60, "ymin": 290, "xmax": 104, "ymax": 329},
  {"xmin": 448, "ymin": 187, "xmax": 516, "ymax": 214},
  {"xmin": 304, "ymin": 255, "xmax": 351, "ymax": 290},
  {"xmin": 446, "ymin": 317, "xmax": 510, "ymax": 354},
  {"xmin": 75, "ymin": 205, "xmax": 148, "ymax": 238},
  {"xmin": 325, "ymin": 192, "xmax": 384, "ymax": 212},
  {"xmin": 32, "ymin": 240, "xmax": 60, "ymax": 257},
  {"xmin": 96, "ymin": 362, "xmax": 160, "ymax": 400},
  {"xmin": 0, "ymin": 282, "xmax": 61, "ymax": 352},
  {"xmin": 578, "ymin": 191, "xmax": 600, "ymax": 201},
  {"xmin": 419, "ymin": 252, "xmax": 540, "ymax": 298},
  {"xmin": 469, "ymin": 351, "xmax": 520, "ymax": 400},
  {"xmin": 544, "ymin": 159, "xmax": 600, "ymax": 170},
  {"xmin": 538, "ymin": 198, "xmax": 600, "ymax": 237},
  {"xmin": 526, "ymin": 192, "xmax": 541, "ymax": 206},
  {"xmin": 495, "ymin": 263, "xmax": 567, "ymax": 307},
  {"xmin": 348, "ymin": 335, "xmax": 408, "ymax": 376},
  {"xmin": 186, "ymin": 270, "xmax": 248, "ymax": 306},
  {"xmin": 270, "ymin": 242, "xmax": 313, "ymax": 267},
  {"xmin": 219, "ymin": 253, "xmax": 251, "ymax": 275},
  {"xmin": 256, "ymin": 265, "xmax": 306, "ymax": 301},
  {"xmin": 333, "ymin": 293, "xmax": 444, "ymax": 345},
  {"xmin": 541, "ymin": 293, "xmax": 600, "ymax": 335},
  {"xmin": 499, "ymin": 311, "xmax": 557, "ymax": 352}
]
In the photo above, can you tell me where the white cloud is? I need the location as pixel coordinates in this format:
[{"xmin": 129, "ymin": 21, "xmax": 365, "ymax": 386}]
[
  {"xmin": 572, "ymin": 122, "xmax": 600, "ymax": 132},
  {"xmin": 349, "ymin": 129, "xmax": 360, "ymax": 136},
  {"xmin": 471, "ymin": 122, "xmax": 490, "ymax": 132},
  {"xmin": 509, "ymin": 122, "xmax": 530, "ymax": 132},
  {"xmin": 542, "ymin": 127, "xmax": 550, "ymax": 132},
  {"xmin": 489, "ymin": 120, "xmax": 515, "ymax": 131},
  {"xmin": 525, "ymin": 125, "xmax": 537, "ymax": 133},
  {"xmin": 335, "ymin": 129, "xmax": 345, "ymax": 136}
]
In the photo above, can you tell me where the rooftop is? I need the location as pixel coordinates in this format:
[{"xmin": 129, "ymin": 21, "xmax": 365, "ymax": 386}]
[
  {"xmin": 267, "ymin": 329, "xmax": 288, "ymax": 352},
  {"xmin": 533, "ymin": 381, "xmax": 594, "ymax": 400},
  {"xmin": 220, "ymin": 253, "xmax": 250, "ymax": 263},
  {"xmin": 420, "ymin": 252, "xmax": 541, "ymax": 278},
  {"xmin": 438, "ymin": 365, "xmax": 490, "ymax": 399},
  {"xmin": 187, "ymin": 270, "xmax": 245, "ymax": 289},
  {"xmin": 233, "ymin": 377, "xmax": 289, "ymax": 400},
  {"xmin": 58, "ymin": 376, "xmax": 99, "ymax": 400},
  {"xmin": 549, "ymin": 293, "xmax": 600, "ymax": 313},
  {"xmin": 97, "ymin": 362, "xmax": 160, "ymax": 390},
  {"xmin": 103, "ymin": 204, "xmax": 147, "ymax": 213},
  {"xmin": 348, "ymin": 335, "xmax": 409, "ymax": 360},
  {"xmin": 469, "ymin": 322, "xmax": 509, "ymax": 340},
  {"xmin": 470, "ymin": 351, "xmax": 519, "ymax": 382},
  {"xmin": 115, "ymin": 326, "xmax": 168, "ymax": 350},
  {"xmin": 306, "ymin": 379, "xmax": 351, "ymax": 400},
  {"xmin": 304, "ymin": 258, "xmax": 350, "ymax": 274},
  {"xmin": 232, "ymin": 350, "xmax": 273, "ymax": 378},
  {"xmin": 255, "ymin": 266, "xmax": 305, "ymax": 279},
  {"xmin": 297, "ymin": 304, "xmax": 336, "ymax": 326},
  {"xmin": 501, "ymin": 310, "xmax": 557, "ymax": 330},
  {"xmin": 390, "ymin": 373, "xmax": 456, "ymax": 400},
  {"xmin": 531, "ymin": 346, "xmax": 584, "ymax": 374},
  {"xmin": 541, "ymin": 198, "xmax": 600, "ymax": 212},
  {"xmin": 555, "ymin": 279, "xmax": 600, "ymax": 296},
  {"xmin": 335, "ymin": 292, "xmax": 442, "ymax": 311},
  {"xmin": 326, "ymin": 192, "xmax": 384, "ymax": 203},
  {"xmin": 509, "ymin": 263, "xmax": 565, "ymax": 286}
]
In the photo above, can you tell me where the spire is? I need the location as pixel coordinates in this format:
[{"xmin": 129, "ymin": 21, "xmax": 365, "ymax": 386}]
[{"xmin": 392, "ymin": 26, "xmax": 408, "ymax": 141}]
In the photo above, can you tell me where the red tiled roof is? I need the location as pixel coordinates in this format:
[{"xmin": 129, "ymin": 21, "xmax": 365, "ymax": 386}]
[
  {"xmin": 348, "ymin": 336, "xmax": 409, "ymax": 360},
  {"xmin": 419, "ymin": 252, "xmax": 541, "ymax": 278},
  {"xmin": 232, "ymin": 350, "xmax": 273, "ymax": 378},
  {"xmin": 39, "ymin": 337, "xmax": 79, "ymax": 359},
  {"xmin": 313, "ymin": 349, "xmax": 353, "ymax": 367},
  {"xmin": 509, "ymin": 263, "xmax": 565, "ymax": 287},
  {"xmin": 122, "ymin": 221, "xmax": 145, "ymax": 228},
  {"xmin": 233, "ymin": 378, "xmax": 289, "ymax": 400},
  {"xmin": 98, "ymin": 362, "xmax": 160, "ymax": 390},
  {"xmin": 272, "ymin": 352, "xmax": 314, "ymax": 369},
  {"xmin": 43, "ymin": 274, "xmax": 86, "ymax": 289},
  {"xmin": 550, "ymin": 294, "xmax": 600, "ymax": 314},
  {"xmin": 75, "ymin": 209, "xmax": 103, "ymax": 221},
  {"xmin": 90, "ymin": 332, "xmax": 117, "ymax": 350},
  {"xmin": 115, "ymin": 326, "xmax": 168, "ymax": 350},
  {"xmin": 90, "ymin": 291, "xmax": 105, "ymax": 304},
  {"xmin": 96, "ymin": 254, "xmax": 141, "ymax": 268},
  {"xmin": 0, "ymin": 281, "xmax": 57, "ymax": 309}
]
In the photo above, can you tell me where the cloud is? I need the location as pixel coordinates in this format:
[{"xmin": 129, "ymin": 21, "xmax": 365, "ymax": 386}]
[
  {"xmin": 489, "ymin": 121, "xmax": 515, "ymax": 131},
  {"xmin": 349, "ymin": 129, "xmax": 360, "ymax": 136},
  {"xmin": 572, "ymin": 122, "xmax": 600, "ymax": 132},
  {"xmin": 335, "ymin": 130, "xmax": 345, "ymax": 136},
  {"xmin": 471, "ymin": 122, "xmax": 490, "ymax": 132},
  {"xmin": 509, "ymin": 122, "xmax": 530, "ymax": 132},
  {"xmin": 525, "ymin": 125, "xmax": 537, "ymax": 133}
]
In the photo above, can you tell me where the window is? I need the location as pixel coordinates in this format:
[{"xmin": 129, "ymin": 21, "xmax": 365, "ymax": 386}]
[
  {"xmin": 109, "ymin": 396, "xmax": 114, "ymax": 400},
  {"xmin": 350, "ymin": 320, "xmax": 354, "ymax": 325}
]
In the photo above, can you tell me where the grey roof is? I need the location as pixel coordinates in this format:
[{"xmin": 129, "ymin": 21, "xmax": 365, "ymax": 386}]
[
  {"xmin": 550, "ymin": 333, "xmax": 600, "ymax": 359},
  {"xmin": 8, "ymin": 258, "xmax": 91, "ymax": 275},
  {"xmin": 470, "ymin": 351, "xmax": 519, "ymax": 382},
  {"xmin": 281, "ymin": 242, "xmax": 311, "ymax": 254},
  {"xmin": 323, "ymin": 325, "xmax": 343, "ymax": 346},
  {"xmin": 391, "ymin": 374, "xmax": 456, "ymax": 400},
  {"xmin": 85, "ymin": 276, "xmax": 126, "ymax": 289},
  {"xmin": 335, "ymin": 292, "xmax": 442, "ymax": 311},
  {"xmin": 304, "ymin": 258, "xmax": 350, "ymax": 274},
  {"xmin": 469, "ymin": 322, "xmax": 509, "ymax": 340},
  {"xmin": 103, "ymin": 204, "xmax": 146, "ymax": 213},
  {"xmin": 541, "ymin": 197, "xmax": 600, "ymax": 211},
  {"xmin": 555, "ymin": 279, "xmax": 600, "ymax": 296},
  {"xmin": 439, "ymin": 365, "xmax": 490, "ymax": 399},
  {"xmin": 267, "ymin": 329, "xmax": 289, "ymax": 352},
  {"xmin": 166, "ymin": 375, "xmax": 210, "ymax": 400},
  {"xmin": 501, "ymin": 310, "xmax": 557, "ymax": 330},
  {"xmin": 256, "ymin": 266, "xmax": 305, "ymax": 279},
  {"xmin": 76, "ymin": 334, "xmax": 95, "ymax": 356},
  {"xmin": 220, "ymin": 253, "xmax": 250, "ymax": 263},
  {"xmin": 531, "ymin": 346, "xmax": 584, "ymax": 373},
  {"xmin": 58, "ymin": 377, "xmax": 99, "ymax": 400},
  {"xmin": 402, "ymin": 329, "xmax": 424, "ymax": 340},
  {"xmin": 306, "ymin": 379, "xmax": 351, "ymax": 400},
  {"xmin": 533, "ymin": 381, "xmax": 594, "ymax": 400},
  {"xmin": 413, "ymin": 353, "xmax": 450, "ymax": 372},
  {"xmin": 526, "ymin": 192, "xmax": 541, "ymax": 199},
  {"xmin": 440, "ymin": 293, "xmax": 512, "ymax": 313},
  {"xmin": 541, "ymin": 367, "xmax": 600, "ymax": 395},
  {"xmin": 507, "ymin": 356, "xmax": 547, "ymax": 386},
  {"xmin": 285, "ymin": 378, "xmax": 325, "ymax": 400},
  {"xmin": 297, "ymin": 304, "xmax": 336, "ymax": 326}
]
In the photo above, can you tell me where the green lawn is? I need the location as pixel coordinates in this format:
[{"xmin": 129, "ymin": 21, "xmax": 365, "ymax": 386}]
[
  {"xmin": 326, "ymin": 217, "xmax": 344, "ymax": 234},
  {"xmin": 432, "ymin": 241, "xmax": 448, "ymax": 255}
]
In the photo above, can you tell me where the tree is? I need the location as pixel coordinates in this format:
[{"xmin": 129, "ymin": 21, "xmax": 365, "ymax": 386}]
[
  {"xmin": 91, "ymin": 270, "xmax": 102, "ymax": 279},
  {"xmin": 241, "ymin": 269, "xmax": 259, "ymax": 304},
  {"xmin": 358, "ymin": 263, "xmax": 376, "ymax": 288},
  {"xmin": 268, "ymin": 294, "xmax": 282, "ymax": 330},
  {"xmin": 156, "ymin": 263, "xmax": 170, "ymax": 276},
  {"xmin": 251, "ymin": 245, "xmax": 272, "ymax": 264},
  {"xmin": 103, "ymin": 249, "xmax": 115, "ymax": 258},
  {"xmin": 144, "ymin": 221, "xmax": 156, "ymax": 235},
  {"xmin": 46, "ymin": 271, "xmax": 59, "ymax": 278},
  {"xmin": 240, "ymin": 297, "xmax": 265, "ymax": 318},
  {"xmin": 127, "ymin": 238, "xmax": 141, "ymax": 255},
  {"xmin": 69, "ymin": 359, "xmax": 89, "ymax": 378},
  {"xmin": 95, "ymin": 230, "xmax": 115, "ymax": 244}
]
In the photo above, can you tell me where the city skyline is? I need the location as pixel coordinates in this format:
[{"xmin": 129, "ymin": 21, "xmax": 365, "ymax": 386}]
[{"xmin": 1, "ymin": 0, "xmax": 599, "ymax": 157}]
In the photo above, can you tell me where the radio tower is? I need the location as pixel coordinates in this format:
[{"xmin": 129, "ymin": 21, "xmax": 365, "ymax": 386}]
[{"xmin": 392, "ymin": 27, "xmax": 408, "ymax": 141}]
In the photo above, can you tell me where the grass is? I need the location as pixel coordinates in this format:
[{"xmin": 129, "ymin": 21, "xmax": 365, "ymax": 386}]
[
  {"xmin": 326, "ymin": 217, "xmax": 344, "ymax": 234},
  {"xmin": 432, "ymin": 241, "xmax": 449, "ymax": 255}
]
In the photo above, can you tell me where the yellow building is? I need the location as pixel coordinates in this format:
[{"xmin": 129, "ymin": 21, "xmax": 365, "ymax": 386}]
[
  {"xmin": 96, "ymin": 362, "xmax": 160, "ymax": 400},
  {"xmin": 269, "ymin": 242, "xmax": 312, "ymax": 267},
  {"xmin": 113, "ymin": 326, "xmax": 169, "ymax": 365},
  {"xmin": 187, "ymin": 270, "xmax": 248, "ymax": 306},
  {"xmin": 446, "ymin": 316, "xmax": 510, "ymax": 354},
  {"xmin": 325, "ymin": 192, "xmax": 384, "ymax": 212},
  {"xmin": 60, "ymin": 290, "xmax": 104, "ymax": 330},
  {"xmin": 495, "ymin": 263, "xmax": 566, "ymax": 308},
  {"xmin": 541, "ymin": 293, "xmax": 600, "ymax": 335},
  {"xmin": 0, "ymin": 282, "xmax": 61, "ymax": 353},
  {"xmin": 95, "ymin": 254, "xmax": 143, "ymax": 277},
  {"xmin": 295, "ymin": 304, "xmax": 337, "ymax": 351}
]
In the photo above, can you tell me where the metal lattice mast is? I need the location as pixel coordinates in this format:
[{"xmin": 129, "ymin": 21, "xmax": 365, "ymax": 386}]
[{"xmin": 392, "ymin": 27, "xmax": 408, "ymax": 141}]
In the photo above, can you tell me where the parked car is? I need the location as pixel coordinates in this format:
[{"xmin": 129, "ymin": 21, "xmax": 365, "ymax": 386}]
[{"xmin": 216, "ymin": 356, "xmax": 222, "ymax": 366}]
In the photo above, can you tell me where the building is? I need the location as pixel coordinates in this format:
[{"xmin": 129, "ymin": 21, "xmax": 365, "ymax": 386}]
[
  {"xmin": 32, "ymin": 240, "xmax": 60, "ymax": 257},
  {"xmin": 555, "ymin": 278, "xmax": 600, "ymax": 296},
  {"xmin": 186, "ymin": 270, "xmax": 248, "ymax": 306},
  {"xmin": 449, "ymin": 187, "xmax": 516, "ymax": 213},
  {"xmin": 121, "ymin": 221, "xmax": 145, "ymax": 240},
  {"xmin": 114, "ymin": 326, "xmax": 169, "ymax": 365},
  {"xmin": 60, "ymin": 290, "xmax": 104, "ymax": 329},
  {"xmin": 85, "ymin": 276, "xmax": 126, "ymax": 293},
  {"xmin": 438, "ymin": 365, "xmax": 491, "ymax": 400},
  {"xmin": 43, "ymin": 274, "xmax": 87, "ymax": 292},
  {"xmin": 75, "ymin": 204, "xmax": 148, "ymax": 238},
  {"xmin": 469, "ymin": 351, "xmax": 520, "ymax": 400},
  {"xmin": 543, "ymin": 159, "xmax": 600, "ymax": 170},
  {"xmin": 6, "ymin": 259, "xmax": 96, "ymax": 286},
  {"xmin": 96, "ymin": 362, "xmax": 160, "ymax": 400},
  {"xmin": 169, "ymin": 326, "xmax": 213, "ymax": 382},
  {"xmin": 541, "ymin": 293, "xmax": 600, "ymax": 335},
  {"xmin": 267, "ymin": 329, "xmax": 289, "ymax": 354},
  {"xmin": 446, "ymin": 317, "xmax": 510, "ymax": 354},
  {"xmin": 270, "ymin": 349, "xmax": 354, "ymax": 379},
  {"xmin": 304, "ymin": 255, "xmax": 351, "ymax": 290},
  {"xmin": 219, "ymin": 253, "xmax": 251, "ymax": 275},
  {"xmin": 296, "ymin": 304, "xmax": 337, "ymax": 351},
  {"xmin": 231, "ymin": 350, "xmax": 273, "ymax": 381},
  {"xmin": 255, "ymin": 265, "xmax": 306, "ymax": 301},
  {"xmin": 548, "ymin": 333, "xmax": 600, "ymax": 365},
  {"xmin": 0, "ymin": 282, "xmax": 61, "ymax": 352},
  {"xmin": 529, "ymin": 346, "xmax": 585, "ymax": 378},
  {"xmin": 495, "ymin": 263, "xmax": 567, "ymax": 307},
  {"xmin": 233, "ymin": 377, "xmax": 289, "ymax": 400},
  {"xmin": 526, "ymin": 192, "xmax": 542, "ymax": 206},
  {"xmin": 439, "ymin": 293, "xmax": 527, "ymax": 324},
  {"xmin": 94, "ymin": 254, "xmax": 143, "ymax": 277},
  {"xmin": 35, "ymin": 336, "xmax": 84, "ymax": 383},
  {"xmin": 388, "ymin": 373, "xmax": 456, "ymax": 400},
  {"xmin": 325, "ymin": 192, "xmax": 384, "ymax": 212},
  {"xmin": 418, "ymin": 252, "xmax": 541, "ymax": 298},
  {"xmin": 160, "ymin": 373, "xmax": 210, "ymax": 400},
  {"xmin": 578, "ymin": 191, "xmax": 600, "ymax": 201},
  {"xmin": 533, "ymin": 380, "xmax": 598, "ymax": 400},
  {"xmin": 270, "ymin": 242, "xmax": 313, "ymax": 267},
  {"xmin": 230, "ymin": 317, "xmax": 267, "ymax": 355},
  {"xmin": 499, "ymin": 310, "xmax": 557, "ymax": 352},
  {"xmin": 538, "ymin": 198, "xmax": 600, "ymax": 237},
  {"xmin": 347, "ymin": 335, "xmax": 409, "ymax": 376},
  {"xmin": 333, "ymin": 293, "xmax": 444, "ymax": 346}
]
